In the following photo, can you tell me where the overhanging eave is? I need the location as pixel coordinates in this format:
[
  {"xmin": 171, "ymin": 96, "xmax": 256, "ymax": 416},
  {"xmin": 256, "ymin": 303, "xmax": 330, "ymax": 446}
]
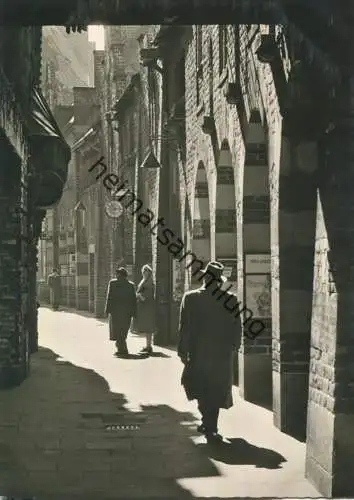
[{"xmin": 1, "ymin": 0, "xmax": 295, "ymax": 25}]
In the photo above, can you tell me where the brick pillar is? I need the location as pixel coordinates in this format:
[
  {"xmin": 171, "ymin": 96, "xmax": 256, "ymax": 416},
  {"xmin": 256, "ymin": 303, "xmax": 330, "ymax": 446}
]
[
  {"xmin": 272, "ymin": 135, "xmax": 318, "ymax": 441},
  {"xmin": 75, "ymin": 206, "xmax": 89, "ymax": 311},
  {"xmin": 29, "ymin": 209, "xmax": 45, "ymax": 354},
  {"xmin": 238, "ymin": 117, "xmax": 272, "ymax": 409},
  {"xmin": 52, "ymin": 206, "xmax": 59, "ymax": 270},
  {"xmin": 67, "ymin": 227, "xmax": 76, "ymax": 307},
  {"xmin": 58, "ymin": 230, "xmax": 67, "ymax": 306},
  {"xmin": 28, "ymin": 238, "xmax": 39, "ymax": 354},
  {"xmin": 0, "ymin": 139, "xmax": 29, "ymax": 387},
  {"xmin": 305, "ymin": 117, "xmax": 354, "ymax": 495},
  {"xmin": 95, "ymin": 185, "xmax": 110, "ymax": 318},
  {"xmin": 155, "ymin": 156, "xmax": 172, "ymax": 346}
]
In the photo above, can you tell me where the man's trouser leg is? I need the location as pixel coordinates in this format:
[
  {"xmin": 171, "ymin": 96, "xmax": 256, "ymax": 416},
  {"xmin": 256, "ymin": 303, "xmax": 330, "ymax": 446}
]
[
  {"xmin": 198, "ymin": 399, "xmax": 220, "ymax": 434},
  {"xmin": 116, "ymin": 327, "xmax": 129, "ymax": 354}
]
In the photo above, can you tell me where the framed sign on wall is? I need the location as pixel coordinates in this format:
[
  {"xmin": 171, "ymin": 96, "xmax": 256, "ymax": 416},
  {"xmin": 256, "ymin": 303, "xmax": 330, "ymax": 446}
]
[
  {"xmin": 245, "ymin": 253, "xmax": 271, "ymax": 274},
  {"xmin": 245, "ymin": 274, "xmax": 271, "ymax": 318},
  {"xmin": 218, "ymin": 258, "xmax": 238, "ymax": 294}
]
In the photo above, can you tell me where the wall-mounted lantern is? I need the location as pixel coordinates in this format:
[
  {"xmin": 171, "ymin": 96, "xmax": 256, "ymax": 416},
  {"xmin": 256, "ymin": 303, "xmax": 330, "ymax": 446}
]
[{"xmin": 256, "ymin": 35, "xmax": 278, "ymax": 64}]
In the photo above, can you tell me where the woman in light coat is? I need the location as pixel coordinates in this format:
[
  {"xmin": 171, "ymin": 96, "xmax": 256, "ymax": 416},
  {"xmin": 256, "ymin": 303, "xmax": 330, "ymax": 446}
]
[{"xmin": 135, "ymin": 264, "xmax": 156, "ymax": 355}]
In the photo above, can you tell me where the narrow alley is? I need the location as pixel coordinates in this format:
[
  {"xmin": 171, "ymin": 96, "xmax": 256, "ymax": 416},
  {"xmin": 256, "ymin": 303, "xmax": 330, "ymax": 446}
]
[{"xmin": 0, "ymin": 308, "xmax": 320, "ymax": 499}]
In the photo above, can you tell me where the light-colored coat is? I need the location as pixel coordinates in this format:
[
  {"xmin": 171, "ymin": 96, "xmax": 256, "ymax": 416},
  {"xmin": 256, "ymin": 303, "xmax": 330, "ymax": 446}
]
[{"xmin": 134, "ymin": 278, "xmax": 156, "ymax": 334}]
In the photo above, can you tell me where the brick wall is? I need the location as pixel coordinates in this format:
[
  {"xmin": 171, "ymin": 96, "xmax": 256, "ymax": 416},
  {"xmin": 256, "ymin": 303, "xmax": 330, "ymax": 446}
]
[
  {"xmin": 41, "ymin": 26, "xmax": 92, "ymax": 106},
  {"xmin": 0, "ymin": 27, "xmax": 41, "ymax": 386},
  {"xmin": 137, "ymin": 33, "xmax": 162, "ymax": 281},
  {"xmin": 0, "ymin": 143, "xmax": 28, "ymax": 386},
  {"xmin": 183, "ymin": 25, "xmax": 282, "ymax": 402},
  {"xmin": 104, "ymin": 26, "xmax": 161, "ymax": 286},
  {"xmin": 305, "ymin": 124, "xmax": 353, "ymax": 495}
]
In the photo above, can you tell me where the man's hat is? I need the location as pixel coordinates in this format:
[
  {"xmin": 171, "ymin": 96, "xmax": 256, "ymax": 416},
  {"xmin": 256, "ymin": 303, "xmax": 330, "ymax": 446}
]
[
  {"xmin": 116, "ymin": 267, "xmax": 128, "ymax": 277},
  {"xmin": 199, "ymin": 261, "xmax": 227, "ymax": 283}
]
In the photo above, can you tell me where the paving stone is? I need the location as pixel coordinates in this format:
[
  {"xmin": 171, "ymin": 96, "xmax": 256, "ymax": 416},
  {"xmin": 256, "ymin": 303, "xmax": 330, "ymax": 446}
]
[{"xmin": 0, "ymin": 308, "xmax": 320, "ymax": 498}]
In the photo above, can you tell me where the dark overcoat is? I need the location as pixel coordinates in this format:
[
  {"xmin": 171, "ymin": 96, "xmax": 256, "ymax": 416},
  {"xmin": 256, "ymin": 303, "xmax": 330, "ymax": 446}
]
[
  {"xmin": 105, "ymin": 278, "xmax": 137, "ymax": 341},
  {"xmin": 48, "ymin": 273, "xmax": 61, "ymax": 305},
  {"xmin": 178, "ymin": 286, "xmax": 242, "ymax": 409},
  {"xmin": 133, "ymin": 279, "xmax": 156, "ymax": 334}
]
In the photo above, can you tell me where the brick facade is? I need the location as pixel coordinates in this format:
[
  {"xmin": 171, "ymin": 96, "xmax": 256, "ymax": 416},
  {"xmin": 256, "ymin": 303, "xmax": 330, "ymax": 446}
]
[
  {"xmin": 136, "ymin": 24, "xmax": 354, "ymax": 496},
  {"xmin": 0, "ymin": 27, "xmax": 42, "ymax": 386},
  {"xmin": 38, "ymin": 26, "xmax": 94, "ymax": 288}
]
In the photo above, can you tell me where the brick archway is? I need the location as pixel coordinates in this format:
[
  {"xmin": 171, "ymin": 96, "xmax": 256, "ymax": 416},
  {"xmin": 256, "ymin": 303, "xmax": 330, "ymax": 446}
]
[
  {"xmin": 215, "ymin": 139, "xmax": 237, "ymax": 262},
  {"xmin": 272, "ymin": 130, "xmax": 318, "ymax": 443},
  {"xmin": 238, "ymin": 109, "xmax": 272, "ymax": 410}
]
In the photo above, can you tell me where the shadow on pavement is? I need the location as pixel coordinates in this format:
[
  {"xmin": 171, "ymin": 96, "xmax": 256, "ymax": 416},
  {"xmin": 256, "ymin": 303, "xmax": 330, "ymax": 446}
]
[
  {"xmin": 41, "ymin": 305, "xmax": 106, "ymax": 322},
  {"xmin": 113, "ymin": 352, "xmax": 149, "ymax": 360},
  {"xmin": 198, "ymin": 437, "xmax": 286, "ymax": 469},
  {"xmin": 148, "ymin": 351, "xmax": 170, "ymax": 358},
  {"xmin": 0, "ymin": 347, "xmax": 221, "ymax": 499}
]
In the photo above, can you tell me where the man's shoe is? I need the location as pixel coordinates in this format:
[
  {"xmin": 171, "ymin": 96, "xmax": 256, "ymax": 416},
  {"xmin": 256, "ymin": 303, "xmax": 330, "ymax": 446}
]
[
  {"xmin": 206, "ymin": 432, "xmax": 223, "ymax": 443},
  {"xmin": 140, "ymin": 346, "xmax": 153, "ymax": 355}
]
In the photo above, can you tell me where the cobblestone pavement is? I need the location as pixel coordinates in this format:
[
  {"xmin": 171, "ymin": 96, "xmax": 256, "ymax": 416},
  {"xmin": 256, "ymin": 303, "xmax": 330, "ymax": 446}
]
[{"xmin": 0, "ymin": 307, "xmax": 321, "ymax": 499}]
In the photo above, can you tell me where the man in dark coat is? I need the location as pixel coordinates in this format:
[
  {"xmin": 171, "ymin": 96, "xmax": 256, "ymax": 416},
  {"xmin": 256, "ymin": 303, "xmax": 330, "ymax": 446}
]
[
  {"xmin": 178, "ymin": 261, "xmax": 242, "ymax": 442},
  {"xmin": 105, "ymin": 267, "xmax": 137, "ymax": 358},
  {"xmin": 47, "ymin": 268, "xmax": 61, "ymax": 311}
]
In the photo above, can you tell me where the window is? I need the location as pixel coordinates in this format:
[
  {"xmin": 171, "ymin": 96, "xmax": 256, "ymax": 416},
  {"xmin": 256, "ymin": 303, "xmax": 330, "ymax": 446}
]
[
  {"xmin": 245, "ymin": 144, "xmax": 267, "ymax": 166},
  {"xmin": 219, "ymin": 25, "xmax": 228, "ymax": 74},
  {"xmin": 195, "ymin": 25, "xmax": 203, "ymax": 106}
]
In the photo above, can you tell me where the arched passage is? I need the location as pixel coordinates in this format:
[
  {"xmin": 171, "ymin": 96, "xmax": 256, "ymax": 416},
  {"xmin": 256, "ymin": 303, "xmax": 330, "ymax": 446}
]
[
  {"xmin": 239, "ymin": 109, "xmax": 272, "ymax": 409},
  {"xmin": 215, "ymin": 139, "xmax": 237, "ymax": 281},
  {"xmin": 191, "ymin": 161, "xmax": 211, "ymax": 288},
  {"xmin": 74, "ymin": 201, "xmax": 89, "ymax": 311},
  {"xmin": 215, "ymin": 139, "xmax": 238, "ymax": 383}
]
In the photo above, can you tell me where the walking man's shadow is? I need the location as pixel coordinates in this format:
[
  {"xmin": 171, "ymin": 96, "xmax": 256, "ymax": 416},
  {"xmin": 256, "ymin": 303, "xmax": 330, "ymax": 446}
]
[
  {"xmin": 114, "ymin": 353, "xmax": 148, "ymax": 360},
  {"xmin": 199, "ymin": 437, "xmax": 286, "ymax": 469}
]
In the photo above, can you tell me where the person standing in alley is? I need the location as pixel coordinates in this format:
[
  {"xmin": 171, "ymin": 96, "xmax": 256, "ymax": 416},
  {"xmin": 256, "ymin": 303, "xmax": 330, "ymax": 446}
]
[
  {"xmin": 105, "ymin": 267, "xmax": 137, "ymax": 358},
  {"xmin": 178, "ymin": 261, "xmax": 242, "ymax": 443},
  {"xmin": 47, "ymin": 268, "xmax": 61, "ymax": 311},
  {"xmin": 134, "ymin": 264, "xmax": 156, "ymax": 355}
]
